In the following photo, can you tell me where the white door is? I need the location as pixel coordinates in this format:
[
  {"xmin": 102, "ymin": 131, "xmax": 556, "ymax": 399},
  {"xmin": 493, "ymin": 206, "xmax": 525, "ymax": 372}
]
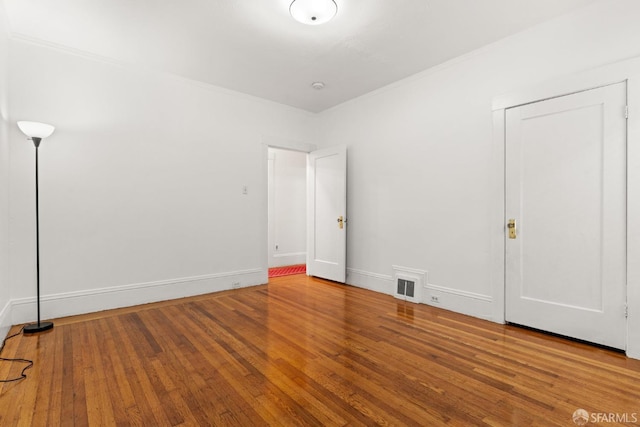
[
  {"xmin": 505, "ymin": 82, "xmax": 627, "ymax": 349},
  {"xmin": 307, "ymin": 146, "xmax": 347, "ymax": 283}
]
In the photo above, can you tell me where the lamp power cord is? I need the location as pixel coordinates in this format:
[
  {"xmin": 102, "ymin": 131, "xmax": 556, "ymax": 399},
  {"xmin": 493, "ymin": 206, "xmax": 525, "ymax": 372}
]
[{"xmin": 0, "ymin": 326, "xmax": 34, "ymax": 383}]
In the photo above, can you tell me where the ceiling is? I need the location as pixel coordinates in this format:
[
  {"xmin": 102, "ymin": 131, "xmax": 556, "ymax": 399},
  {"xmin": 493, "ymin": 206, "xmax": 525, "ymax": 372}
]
[{"xmin": 3, "ymin": 0, "xmax": 600, "ymax": 112}]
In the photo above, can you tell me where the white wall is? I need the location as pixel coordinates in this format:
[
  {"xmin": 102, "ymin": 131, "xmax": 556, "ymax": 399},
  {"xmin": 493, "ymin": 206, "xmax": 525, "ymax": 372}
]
[
  {"xmin": 318, "ymin": 0, "xmax": 640, "ymax": 320},
  {"xmin": 267, "ymin": 148, "xmax": 306, "ymax": 267},
  {"xmin": 0, "ymin": 2, "xmax": 11, "ymax": 338},
  {"xmin": 5, "ymin": 0, "xmax": 640, "ymax": 359},
  {"xmin": 7, "ymin": 39, "xmax": 317, "ymax": 322}
]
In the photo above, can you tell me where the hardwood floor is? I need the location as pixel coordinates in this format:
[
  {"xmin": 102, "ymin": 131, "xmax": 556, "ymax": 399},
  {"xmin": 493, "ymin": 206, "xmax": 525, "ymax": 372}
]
[{"xmin": 1, "ymin": 275, "xmax": 639, "ymax": 426}]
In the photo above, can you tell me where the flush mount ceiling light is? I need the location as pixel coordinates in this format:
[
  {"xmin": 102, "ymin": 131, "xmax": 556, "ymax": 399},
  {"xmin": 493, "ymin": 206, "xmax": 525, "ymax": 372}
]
[{"xmin": 290, "ymin": 0, "xmax": 337, "ymax": 25}]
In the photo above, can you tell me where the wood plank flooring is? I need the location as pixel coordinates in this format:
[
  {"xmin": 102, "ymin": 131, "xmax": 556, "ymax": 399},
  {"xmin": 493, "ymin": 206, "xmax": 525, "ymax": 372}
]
[{"xmin": 1, "ymin": 275, "xmax": 639, "ymax": 426}]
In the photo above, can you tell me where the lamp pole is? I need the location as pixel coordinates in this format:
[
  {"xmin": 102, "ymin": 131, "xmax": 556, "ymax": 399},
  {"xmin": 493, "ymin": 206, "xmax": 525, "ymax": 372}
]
[{"xmin": 23, "ymin": 136, "xmax": 53, "ymax": 334}]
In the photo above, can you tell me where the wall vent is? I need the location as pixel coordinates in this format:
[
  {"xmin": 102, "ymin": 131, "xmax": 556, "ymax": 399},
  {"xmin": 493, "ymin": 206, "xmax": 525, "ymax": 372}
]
[
  {"xmin": 397, "ymin": 278, "xmax": 415, "ymax": 298},
  {"xmin": 393, "ymin": 265, "xmax": 426, "ymax": 304}
]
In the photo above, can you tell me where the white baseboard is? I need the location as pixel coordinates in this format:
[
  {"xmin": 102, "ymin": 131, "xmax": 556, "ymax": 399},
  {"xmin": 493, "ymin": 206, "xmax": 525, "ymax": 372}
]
[
  {"xmin": 346, "ymin": 268, "xmax": 394, "ymax": 295},
  {"xmin": 627, "ymin": 346, "xmax": 640, "ymax": 360},
  {"xmin": 11, "ymin": 268, "xmax": 265, "ymax": 324},
  {"xmin": 346, "ymin": 267, "xmax": 494, "ymax": 320},
  {"xmin": 270, "ymin": 252, "xmax": 306, "ymax": 268},
  {"xmin": 0, "ymin": 299, "xmax": 11, "ymax": 341},
  {"xmin": 423, "ymin": 283, "xmax": 494, "ymax": 320}
]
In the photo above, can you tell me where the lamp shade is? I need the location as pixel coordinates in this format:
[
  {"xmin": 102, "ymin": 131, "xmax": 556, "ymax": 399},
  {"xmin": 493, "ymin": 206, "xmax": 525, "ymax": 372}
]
[
  {"xmin": 17, "ymin": 121, "xmax": 55, "ymax": 139},
  {"xmin": 290, "ymin": 0, "xmax": 337, "ymax": 25}
]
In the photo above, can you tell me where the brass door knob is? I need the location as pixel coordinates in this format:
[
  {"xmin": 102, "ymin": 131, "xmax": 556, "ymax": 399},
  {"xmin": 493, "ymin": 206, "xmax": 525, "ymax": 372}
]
[{"xmin": 508, "ymin": 219, "xmax": 516, "ymax": 239}]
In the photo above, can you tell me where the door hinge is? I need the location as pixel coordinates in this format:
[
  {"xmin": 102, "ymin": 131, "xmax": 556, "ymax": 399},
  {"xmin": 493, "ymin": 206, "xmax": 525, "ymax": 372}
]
[
  {"xmin": 625, "ymin": 304, "xmax": 629, "ymax": 318},
  {"xmin": 625, "ymin": 105, "xmax": 629, "ymax": 119}
]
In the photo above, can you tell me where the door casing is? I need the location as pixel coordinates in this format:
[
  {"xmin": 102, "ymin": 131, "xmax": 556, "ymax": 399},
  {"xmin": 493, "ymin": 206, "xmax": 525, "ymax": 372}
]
[
  {"xmin": 261, "ymin": 138, "xmax": 348, "ymax": 284},
  {"xmin": 492, "ymin": 57, "xmax": 640, "ymax": 359}
]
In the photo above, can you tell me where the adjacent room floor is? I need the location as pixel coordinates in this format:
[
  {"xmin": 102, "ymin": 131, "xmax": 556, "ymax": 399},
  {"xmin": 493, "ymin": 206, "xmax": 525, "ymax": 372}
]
[{"xmin": 268, "ymin": 264, "xmax": 306, "ymax": 278}]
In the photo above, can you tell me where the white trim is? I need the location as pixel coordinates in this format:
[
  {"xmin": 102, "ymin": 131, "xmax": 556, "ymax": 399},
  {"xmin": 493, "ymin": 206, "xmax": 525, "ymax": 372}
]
[
  {"xmin": 0, "ymin": 300, "xmax": 11, "ymax": 342},
  {"xmin": 346, "ymin": 268, "xmax": 394, "ymax": 295},
  {"xmin": 346, "ymin": 267, "xmax": 493, "ymax": 319},
  {"xmin": 261, "ymin": 135, "xmax": 317, "ymax": 153},
  {"xmin": 493, "ymin": 57, "xmax": 640, "ymax": 111},
  {"xmin": 391, "ymin": 265, "xmax": 427, "ymax": 276},
  {"xmin": 273, "ymin": 251, "xmax": 306, "ymax": 258},
  {"xmin": 493, "ymin": 55, "xmax": 640, "ymax": 359},
  {"xmin": 10, "ymin": 33, "xmax": 316, "ymax": 118},
  {"xmin": 425, "ymin": 284, "xmax": 492, "ymax": 302},
  {"xmin": 491, "ymin": 109, "xmax": 507, "ymax": 324},
  {"xmin": 10, "ymin": 269, "xmax": 264, "ymax": 324},
  {"xmin": 320, "ymin": 10, "xmax": 587, "ymax": 116},
  {"xmin": 271, "ymin": 252, "xmax": 306, "ymax": 268},
  {"xmin": 423, "ymin": 283, "xmax": 494, "ymax": 321},
  {"xmin": 347, "ymin": 268, "xmax": 393, "ymax": 282},
  {"xmin": 627, "ymin": 75, "xmax": 640, "ymax": 359}
]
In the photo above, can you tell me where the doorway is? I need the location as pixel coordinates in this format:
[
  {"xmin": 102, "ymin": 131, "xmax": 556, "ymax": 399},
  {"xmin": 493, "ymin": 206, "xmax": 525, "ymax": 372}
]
[
  {"xmin": 267, "ymin": 147, "xmax": 308, "ymax": 275},
  {"xmin": 264, "ymin": 142, "xmax": 348, "ymax": 283}
]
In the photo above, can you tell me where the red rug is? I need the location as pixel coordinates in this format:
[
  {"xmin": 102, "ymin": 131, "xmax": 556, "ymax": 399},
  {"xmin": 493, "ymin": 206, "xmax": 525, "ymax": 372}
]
[{"xmin": 268, "ymin": 264, "xmax": 306, "ymax": 278}]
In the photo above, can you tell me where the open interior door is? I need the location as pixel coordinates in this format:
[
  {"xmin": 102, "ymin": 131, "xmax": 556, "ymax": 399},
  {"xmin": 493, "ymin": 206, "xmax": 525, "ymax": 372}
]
[{"xmin": 307, "ymin": 146, "xmax": 347, "ymax": 283}]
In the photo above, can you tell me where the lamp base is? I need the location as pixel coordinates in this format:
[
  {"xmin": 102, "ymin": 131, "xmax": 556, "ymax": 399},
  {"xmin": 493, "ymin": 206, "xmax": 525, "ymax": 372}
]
[{"xmin": 23, "ymin": 321, "xmax": 54, "ymax": 334}]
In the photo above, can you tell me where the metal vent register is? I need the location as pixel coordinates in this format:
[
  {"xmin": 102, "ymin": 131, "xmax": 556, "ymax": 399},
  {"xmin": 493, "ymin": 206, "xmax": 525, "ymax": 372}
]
[{"xmin": 397, "ymin": 278, "xmax": 415, "ymax": 298}]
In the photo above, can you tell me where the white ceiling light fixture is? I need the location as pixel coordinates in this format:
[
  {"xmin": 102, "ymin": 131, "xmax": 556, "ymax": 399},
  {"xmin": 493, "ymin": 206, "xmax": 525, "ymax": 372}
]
[{"xmin": 290, "ymin": 0, "xmax": 337, "ymax": 25}]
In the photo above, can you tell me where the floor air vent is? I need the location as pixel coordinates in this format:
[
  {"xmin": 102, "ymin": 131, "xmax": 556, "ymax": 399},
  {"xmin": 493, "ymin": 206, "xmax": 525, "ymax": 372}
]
[
  {"xmin": 397, "ymin": 278, "xmax": 415, "ymax": 298},
  {"xmin": 393, "ymin": 265, "xmax": 426, "ymax": 304}
]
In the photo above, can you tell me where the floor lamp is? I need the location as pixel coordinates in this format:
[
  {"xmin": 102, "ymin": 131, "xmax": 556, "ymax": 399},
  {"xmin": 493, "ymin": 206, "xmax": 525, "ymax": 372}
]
[{"xmin": 17, "ymin": 121, "xmax": 55, "ymax": 334}]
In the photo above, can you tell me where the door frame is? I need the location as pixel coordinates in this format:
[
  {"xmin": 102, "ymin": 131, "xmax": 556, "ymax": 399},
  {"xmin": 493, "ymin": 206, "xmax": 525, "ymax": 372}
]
[
  {"xmin": 260, "ymin": 135, "xmax": 317, "ymax": 280},
  {"xmin": 491, "ymin": 57, "xmax": 640, "ymax": 359},
  {"xmin": 504, "ymin": 83, "xmax": 627, "ymax": 349}
]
